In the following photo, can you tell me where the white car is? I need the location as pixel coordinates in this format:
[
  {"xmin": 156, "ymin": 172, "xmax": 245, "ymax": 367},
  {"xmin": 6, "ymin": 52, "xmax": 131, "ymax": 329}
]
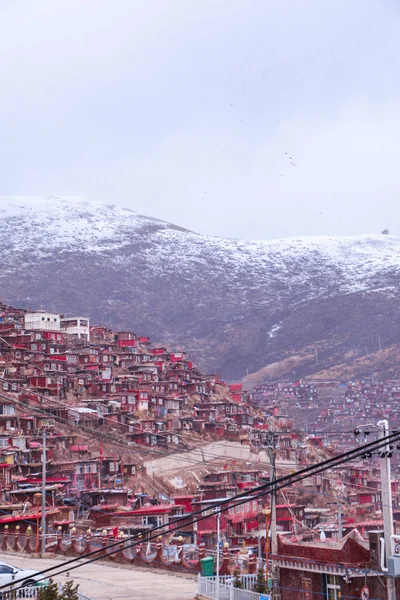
[{"xmin": 0, "ymin": 560, "xmax": 47, "ymax": 588}]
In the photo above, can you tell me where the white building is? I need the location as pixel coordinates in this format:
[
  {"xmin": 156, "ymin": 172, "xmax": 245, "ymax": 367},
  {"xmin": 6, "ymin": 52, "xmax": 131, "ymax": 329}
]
[
  {"xmin": 60, "ymin": 316, "xmax": 90, "ymax": 340},
  {"xmin": 24, "ymin": 312, "xmax": 61, "ymax": 331}
]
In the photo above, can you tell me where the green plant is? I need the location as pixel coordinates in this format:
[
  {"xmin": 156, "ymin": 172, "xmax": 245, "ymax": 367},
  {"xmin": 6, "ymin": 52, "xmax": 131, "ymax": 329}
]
[
  {"xmin": 38, "ymin": 578, "xmax": 80, "ymax": 600},
  {"xmin": 233, "ymin": 569, "xmax": 243, "ymax": 589},
  {"xmin": 253, "ymin": 568, "xmax": 267, "ymax": 594},
  {"xmin": 59, "ymin": 580, "xmax": 79, "ymax": 600},
  {"xmin": 38, "ymin": 579, "xmax": 59, "ymax": 600}
]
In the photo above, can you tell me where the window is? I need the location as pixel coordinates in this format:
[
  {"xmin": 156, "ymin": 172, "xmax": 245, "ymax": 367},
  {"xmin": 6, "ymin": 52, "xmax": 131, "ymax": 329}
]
[
  {"xmin": 0, "ymin": 566, "xmax": 15, "ymax": 574},
  {"xmin": 142, "ymin": 515, "xmax": 163, "ymax": 527},
  {"xmin": 326, "ymin": 575, "xmax": 341, "ymax": 600},
  {"xmin": 1, "ymin": 405, "xmax": 16, "ymax": 416}
]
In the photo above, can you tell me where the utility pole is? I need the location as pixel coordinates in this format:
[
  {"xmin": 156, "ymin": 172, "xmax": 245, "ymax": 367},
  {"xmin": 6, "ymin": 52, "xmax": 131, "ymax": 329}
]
[
  {"xmin": 98, "ymin": 443, "xmax": 103, "ymax": 491},
  {"xmin": 355, "ymin": 421, "xmax": 396, "ymax": 599},
  {"xmin": 248, "ymin": 429, "xmax": 280, "ymax": 597},
  {"xmin": 328, "ymin": 499, "xmax": 343, "ymax": 540},
  {"xmin": 378, "ymin": 420, "xmax": 396, "ymax": 600},
  {"xmin": 270, "ymin": 446, "xmax": 277, "ymax": 555},
  {"xmin": 379, "ymin": 335, "xmax": 382, "ymax": 352},
  {"xmin": 216, "ymin": 508, "xmax": 221, "ymax": 600},
  {"xmin": 265, "ymin": 432, "xmax": 279, "ymax": 600},
  {"xmin": 337, "ymin": 500, "xmax": 343, "ymax": 540},
  {"xmin": 41, "ymin": 429, "xmax": 47, "ymax": 555}
]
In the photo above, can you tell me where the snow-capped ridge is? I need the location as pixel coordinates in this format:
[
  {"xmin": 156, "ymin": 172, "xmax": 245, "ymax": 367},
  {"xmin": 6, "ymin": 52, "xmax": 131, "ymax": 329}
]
[{"xmin": 2, "ymin": 195, "xmax": 400, "ymax": 381}]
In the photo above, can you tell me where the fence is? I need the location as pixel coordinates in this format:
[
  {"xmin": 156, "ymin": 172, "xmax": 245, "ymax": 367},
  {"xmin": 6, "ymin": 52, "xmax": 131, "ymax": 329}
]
[
  {"xmin": 198, "ymin": 575, "xmax": 271, "ymax": 600},
  {"xmin": 0, "ymin": 532, "xmax": 201, "ymax": 574},
  {"xmin": 216, "ymin": 575, "xmax": 258, "ymax": 592},
  {"xmin": 0, "ymin": 584, "xmax": 93, "ymax": 600},
  {"xmin": 0, "ymin": 530, "xmax": 262, "ymax": 578},
  {"xmin": 0, "ymin": 587, "xmax": 39, "ymax": 600}
]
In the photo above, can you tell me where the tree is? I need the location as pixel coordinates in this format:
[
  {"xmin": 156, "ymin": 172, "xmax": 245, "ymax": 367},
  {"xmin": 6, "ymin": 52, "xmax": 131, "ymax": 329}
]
[
  {"xmin": 382, "ymin": 229, "xmax": 389, "ymax": 235},
  {"xmin": 38, "ymin": 578, "xmax": 80, "ymax": 600},
  {"xmin": 38, "ymin": 579, "xmax": 59, "ymax": 600},
  {"xmin": 233, "ymin": 569, "xmax": 243, "ymax": 589},
  {"xmin": 253, "ymin": 568, "xmax": 267, "ymax": 594},
  {"xmin": 59, "ymin": 580, "xmax": 80, "ymax": 600}
]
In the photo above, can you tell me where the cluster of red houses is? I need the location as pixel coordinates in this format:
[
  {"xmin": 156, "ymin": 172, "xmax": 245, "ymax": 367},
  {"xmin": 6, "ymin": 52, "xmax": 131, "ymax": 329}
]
[
  {"xmin": 251, "ymin": 378, "xmax": 400, "ymax": 448},
  {"xmin": 0, "ymin": 302, "xmax": 256, "ymax": 447},
  {"xmin": 2, "ymin": 302, "xmax": 400, "ymax": 597},
  {"xmin": 0, "ymin": 301, "xmax": 272, "ymax": 535}
]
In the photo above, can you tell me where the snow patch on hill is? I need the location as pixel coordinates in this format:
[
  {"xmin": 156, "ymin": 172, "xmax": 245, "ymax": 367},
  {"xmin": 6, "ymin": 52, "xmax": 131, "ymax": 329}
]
[{"xmin": 2, "ymin": 195, "xmax": 400, "ymax": 300}]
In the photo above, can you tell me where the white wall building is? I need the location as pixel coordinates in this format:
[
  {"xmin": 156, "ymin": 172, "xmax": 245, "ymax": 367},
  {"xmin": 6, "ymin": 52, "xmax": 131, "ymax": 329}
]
[
  {"xmin": 24, "ymin": 312, "xmax": 61, "ymax": 331},
  {"xmin": 60, "ymin": 317, "xmax": 90, "ymax": 340}
]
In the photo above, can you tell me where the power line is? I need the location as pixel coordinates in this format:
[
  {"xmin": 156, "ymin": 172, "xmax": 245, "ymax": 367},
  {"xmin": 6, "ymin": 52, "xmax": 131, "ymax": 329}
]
[
  {"xmin": 1, "ymin": 390, "xmax": 259, "ymax": 468},
  {"xmin": 3, "ymin": 430, "xmax": 399, "ymax": 590}
]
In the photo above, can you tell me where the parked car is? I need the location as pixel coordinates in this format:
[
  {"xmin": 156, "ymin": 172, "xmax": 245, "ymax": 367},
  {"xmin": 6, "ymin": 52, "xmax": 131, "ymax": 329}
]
[{"xmin": 0, "ymin": 560, "xmax": 48, "ymax": 588}]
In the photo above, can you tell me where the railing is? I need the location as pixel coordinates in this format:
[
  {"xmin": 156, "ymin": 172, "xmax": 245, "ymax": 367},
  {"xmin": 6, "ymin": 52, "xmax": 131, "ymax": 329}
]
[
  {"xmin": 198, "ymin": 575, "xmax": 270, "ymax": 600},
  {"xmin": 0, "ymin": 583, "xmax": 94, "ymax": 600},
  {"xmin": 217, "ymin": 575, "xmax": 258, "ymax": 592},
  {"xmin": 0, "ymin": 587, "xmax": 40, "ymax": 600},
  {"xmin": 1, "ymin": 531, "xmax": 259, "ymax": 577}
]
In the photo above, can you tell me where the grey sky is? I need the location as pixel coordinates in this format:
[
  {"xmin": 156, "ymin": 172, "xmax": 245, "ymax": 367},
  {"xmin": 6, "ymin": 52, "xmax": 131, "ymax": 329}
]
[{"xmin": 1, "ymin": 0, "xmax": 400, "ymax": 240}]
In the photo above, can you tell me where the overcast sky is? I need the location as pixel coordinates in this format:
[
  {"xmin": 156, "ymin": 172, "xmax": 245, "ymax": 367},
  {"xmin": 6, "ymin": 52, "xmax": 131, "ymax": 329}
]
[{"xmin": 1, "ymin": 0, "xmax": 400, "ymax": 240}]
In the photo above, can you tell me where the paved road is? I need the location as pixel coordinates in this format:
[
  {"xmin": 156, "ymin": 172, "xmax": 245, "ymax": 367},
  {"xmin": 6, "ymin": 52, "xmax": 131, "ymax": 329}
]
[{"xmin": 0, "ymin": 554, "xmax": 197, "ymax": 600}]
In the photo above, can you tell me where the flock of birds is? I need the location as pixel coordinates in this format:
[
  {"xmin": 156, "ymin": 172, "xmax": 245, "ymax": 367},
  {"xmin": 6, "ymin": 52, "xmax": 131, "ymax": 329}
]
[
  {"xmin": 272, "ymin": 152, "xmax": 296, "ymax": 177},
  {"xmin": 197, "ymin": 104, "xmax": 297, "ymax": 201}
]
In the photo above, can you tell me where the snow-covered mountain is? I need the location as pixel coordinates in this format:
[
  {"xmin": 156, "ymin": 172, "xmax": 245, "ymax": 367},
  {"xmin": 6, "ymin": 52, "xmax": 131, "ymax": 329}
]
[{"xmin": 2, "ymin": 196, "xmax": 400, "ymax": 380}]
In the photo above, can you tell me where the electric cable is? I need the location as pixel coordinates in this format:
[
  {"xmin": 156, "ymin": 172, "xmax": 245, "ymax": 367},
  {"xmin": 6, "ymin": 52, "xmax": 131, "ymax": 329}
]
[{"xmin": 2, "ymin": 430, "xmax": 399, "ymax": 590}]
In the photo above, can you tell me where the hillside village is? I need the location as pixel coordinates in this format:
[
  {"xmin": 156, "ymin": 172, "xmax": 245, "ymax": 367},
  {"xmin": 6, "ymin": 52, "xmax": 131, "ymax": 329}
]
[{"xmin": 1, "ymin": 300, "xmax": 400, "ymax": 598}]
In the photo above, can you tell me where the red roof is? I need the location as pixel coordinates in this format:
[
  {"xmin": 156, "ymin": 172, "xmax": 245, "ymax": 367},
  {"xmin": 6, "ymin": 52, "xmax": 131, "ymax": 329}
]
[
  {"xmin": 0, "ymin": 509, "xmax": 60, "ymax": 525},
  {"xmin": 25, "ymin": 477, "xmax": 71, "ymax": 484},
  {"xmin": 128, "ymin": 504, "xmax": 178, "ymax": 515}
]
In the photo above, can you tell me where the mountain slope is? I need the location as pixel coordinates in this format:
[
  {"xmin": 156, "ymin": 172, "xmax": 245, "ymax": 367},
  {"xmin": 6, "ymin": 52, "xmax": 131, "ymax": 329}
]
[{"xmin": 1, "ymin": 196, "xmax": 400, "ymax": 380}]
